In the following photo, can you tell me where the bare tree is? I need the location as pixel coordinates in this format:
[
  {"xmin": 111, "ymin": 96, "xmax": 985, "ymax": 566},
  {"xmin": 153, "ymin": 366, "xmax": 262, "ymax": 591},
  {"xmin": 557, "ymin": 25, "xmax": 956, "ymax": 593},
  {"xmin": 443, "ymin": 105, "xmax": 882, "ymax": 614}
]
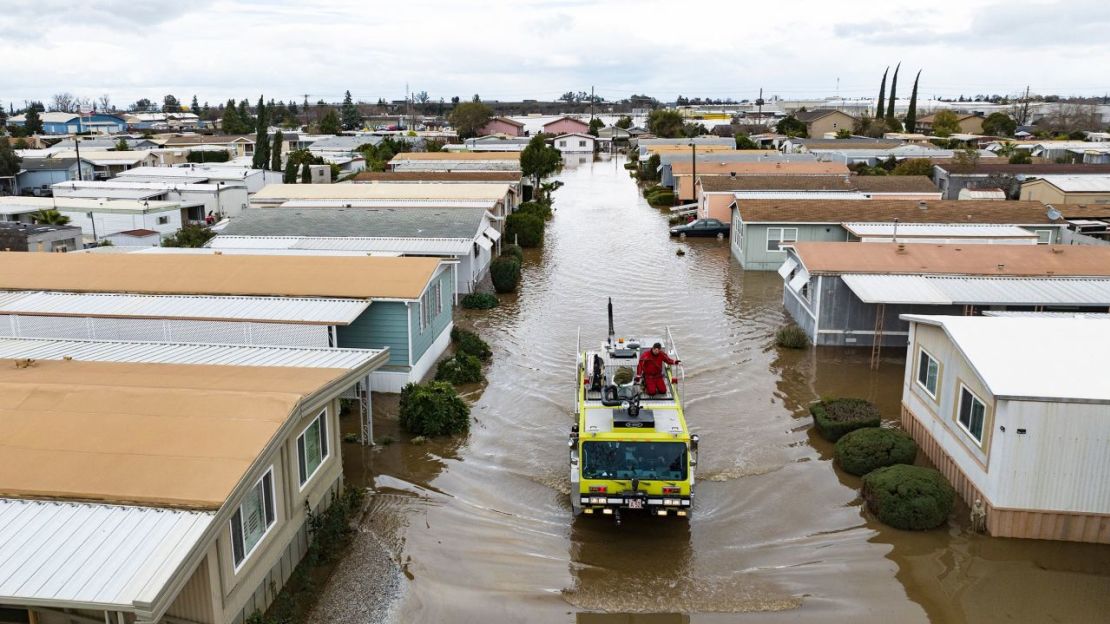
[
  {"xmin": 1009, "ymin": 86, "xmax": 1032, "ymax": 126},
  {"xmin": 98, "ymin": 94, "xmax": 112, "ymax": 112},
  {"xmin": 50, "ymin": 92, "xmax": 76, "ymax": 112},
  {"xmin": 1038, "ymin": 102, "xmax": 1103, "ymax": 135},
  {"xmin": 75, "ymin": 97, "xmax": 93, "ymax": 113}
]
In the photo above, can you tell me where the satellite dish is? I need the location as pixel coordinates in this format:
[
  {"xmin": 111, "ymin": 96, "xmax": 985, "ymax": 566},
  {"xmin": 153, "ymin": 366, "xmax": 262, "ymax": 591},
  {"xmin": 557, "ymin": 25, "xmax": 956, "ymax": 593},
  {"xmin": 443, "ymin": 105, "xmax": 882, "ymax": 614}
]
[{"xmin": 1046, "ymin": 205, "xmax": 1062, "ymax": 221}]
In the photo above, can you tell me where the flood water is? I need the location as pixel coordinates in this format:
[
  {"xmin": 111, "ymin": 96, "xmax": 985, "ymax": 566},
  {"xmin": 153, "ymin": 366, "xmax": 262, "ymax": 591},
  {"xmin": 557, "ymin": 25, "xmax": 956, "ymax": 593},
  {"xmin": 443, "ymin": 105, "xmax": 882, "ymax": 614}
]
[{"xmin": 333, "ymin": 154, "xmax": 1110, "ymax": 623}]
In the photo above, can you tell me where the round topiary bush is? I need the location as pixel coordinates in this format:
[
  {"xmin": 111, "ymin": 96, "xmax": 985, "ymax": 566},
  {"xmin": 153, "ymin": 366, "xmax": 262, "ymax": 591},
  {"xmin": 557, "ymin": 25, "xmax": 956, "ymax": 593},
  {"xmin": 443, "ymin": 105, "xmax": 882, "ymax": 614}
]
[
  {"xmin": 490, "ymin": 257, "xmax": 521, "ymax": 293},
  {"xmin": 862, "ymin": 464, "xmax": 955, "ymax": 530},
  {"xmin": 776, "ymin": 325, "xmax": 809, "ymax": 349},
  {"xmin": 835, "ymin": 427, "xmax": 918, "ymax": 476},
  {"xmin": 435, "ymin": 352, "xmax": 484, "ymax": 385},
  {"xmin": 501, "ymin": 243, "xmax": 524, "ymax": 262},
  {"xmin": 505, "ymin": 213, "xmax": 545, "ymax": 248},
  {"xmin": 451, "ymin": 327, "xmax": 491, "ymax": 361},
  {"xmin": 399, "ymin": 381, "xmax": 470, "ymax": 437},
  {"xmin": 810, "ymin": 398, "xmax": 882, "ymax": 441},
  {"xmin": 461, "ymin": 292, "xmax": 499, "ymax": 310}
]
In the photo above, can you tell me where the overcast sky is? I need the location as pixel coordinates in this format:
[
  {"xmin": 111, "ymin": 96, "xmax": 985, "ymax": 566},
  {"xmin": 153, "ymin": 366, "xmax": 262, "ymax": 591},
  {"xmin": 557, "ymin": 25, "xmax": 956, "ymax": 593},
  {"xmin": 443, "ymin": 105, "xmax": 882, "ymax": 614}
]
[{"xmin": 3, "ymin": 0, "xmax": 1109, "ymax": 109}]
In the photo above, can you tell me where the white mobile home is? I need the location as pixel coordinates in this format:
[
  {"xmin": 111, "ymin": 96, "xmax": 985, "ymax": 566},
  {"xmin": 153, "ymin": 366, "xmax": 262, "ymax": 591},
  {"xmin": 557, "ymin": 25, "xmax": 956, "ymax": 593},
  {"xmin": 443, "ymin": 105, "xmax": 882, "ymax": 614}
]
[{"xmin": 0, "ymin": 196, "xmax": 183, "ymax": 245}]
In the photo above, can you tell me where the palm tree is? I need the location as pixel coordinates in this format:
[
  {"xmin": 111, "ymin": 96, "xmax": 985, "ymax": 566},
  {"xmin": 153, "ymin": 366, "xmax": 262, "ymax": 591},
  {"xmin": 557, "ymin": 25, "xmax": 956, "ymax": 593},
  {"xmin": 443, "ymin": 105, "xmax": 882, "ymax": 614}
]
[
  {"xmin": 996, "ymin": 141, "xmax": 1018, "ymax": 158},
  {"xmin": 31, "ymin": 209, "xmax": 70, "ymax": 225}
]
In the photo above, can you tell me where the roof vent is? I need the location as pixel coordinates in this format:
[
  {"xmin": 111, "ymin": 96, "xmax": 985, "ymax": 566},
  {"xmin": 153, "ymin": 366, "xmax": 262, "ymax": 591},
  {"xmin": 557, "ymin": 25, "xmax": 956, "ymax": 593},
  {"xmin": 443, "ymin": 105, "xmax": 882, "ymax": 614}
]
[
  {"xmin": 997, "ymin": 263, "xmax": 1005, "ymax": 271},
  {"xmin": 896, "ymin": 243, "xmax": 906, "ymax": 253},
  {"xmin": 729, "ymin": 171, "xmax": 736, "ymax": 178},
  {"xmin": 213, "ymin": 250, "xmax": 222, "ymax": 255},
  {"xmin": 1051, "ymin": 247, "xmax": 1063, "ymax": 254},
  {"xmin": 918, "ymin": 201, "xmax": 927, "ymax": 210}
]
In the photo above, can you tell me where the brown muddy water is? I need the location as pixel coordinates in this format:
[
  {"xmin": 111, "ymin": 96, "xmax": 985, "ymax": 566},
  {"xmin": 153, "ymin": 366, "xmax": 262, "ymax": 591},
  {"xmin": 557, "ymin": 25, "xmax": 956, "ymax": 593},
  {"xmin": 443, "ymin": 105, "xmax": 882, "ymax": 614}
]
[{"xmin": 331, "ymin": 154, "xmax": 1110, "ymax": 623}]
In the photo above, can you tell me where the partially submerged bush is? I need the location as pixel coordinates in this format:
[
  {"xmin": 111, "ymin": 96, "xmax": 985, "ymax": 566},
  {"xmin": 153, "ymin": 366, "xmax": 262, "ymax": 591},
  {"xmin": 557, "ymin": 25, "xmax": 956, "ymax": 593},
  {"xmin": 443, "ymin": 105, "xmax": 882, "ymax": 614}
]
[
  {"xmin": 452, "ymin": 327, "xmax": 492, "ymax": 361},
  {"xmin": 516, "ymin": 201, "xmax": 552, "ymax": 220},
  {"xmin": 491, "ymin": 257, "xmax": 521, "ymax": 293},
  {"xmin": 862, "ymin": 464, "xmax": 955, "ymax": 530},
  {"xmin": 461, "ymin": 292, "xmax": 499, "ymax": 310},
  {"xmin": 645, "ymin": 190, "xmax": 675, "ymax": 207},
  {"xmin": 835, "ymin": 427, "xmax": 917, "ymax": 476},
  {"xmin": 776, "ymin": 325, "xmax": 809, "ymax": 349},
  {"xmin": 642, "ymin": 184, "xmax": 667, "ymax": 197},
  {"xmin": 501, "ymin": 243, "xmax": 524, "ymax": 261},
  {"xmin": 435, "ymin": 352, "xmax": 484, "ymax": 385},
  {"xmin": 399, "ymin": 381, "xmax": 470, "ymax": 437},
  {"xmin": 810, "ymin": 398, "xmax": 882, "ymax": 441},
  {"xmin": 505, "ymin": 212, "xmax": 545, "ymax": 248}
]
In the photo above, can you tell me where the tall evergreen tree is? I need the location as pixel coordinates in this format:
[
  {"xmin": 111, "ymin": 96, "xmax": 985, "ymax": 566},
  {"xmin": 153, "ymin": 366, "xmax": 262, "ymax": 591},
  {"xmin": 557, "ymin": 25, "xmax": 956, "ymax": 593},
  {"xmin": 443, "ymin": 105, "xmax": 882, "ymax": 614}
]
[
  {"xmin": 237, "ymin": 100, "xmax": 252, "ymax": 133},
  {"xmin": 876, "ymin": 67, "xmax": 888, "ymax": 119},
  {"xmin": 284, "ymin": 159, "xmax": 298, "ymax": 183},
  {"xmin": 220, "ymin": 98, "xmax": 240, "ymax": 133},
  {"xmin": 905, "ymin": 70, "xmax": 921, "ymax": 133},
  {"xmin": 300, "ymin": 161, "xmax": 312, "ymax": 183},
  {"xmin": 340, "ymin": 90, "xmax": 361, "ymax": 130},
  {"xmin": 252, "ymin": 96, "xmax": 270, "ymax": 170},
  {"xmin": 887, "ymin": 62, "xmax": 901, "ymax": 120},
  {"xmin": 190, "ymin": 95, "xmax": 199, "ymax": 112},
  {"xmin": 0, "ymin": 137, "xmax": 22, "ymax": 177},
  {"xmin": 270, "ymin": 130, "xmax": 283, "ymax": 172}
]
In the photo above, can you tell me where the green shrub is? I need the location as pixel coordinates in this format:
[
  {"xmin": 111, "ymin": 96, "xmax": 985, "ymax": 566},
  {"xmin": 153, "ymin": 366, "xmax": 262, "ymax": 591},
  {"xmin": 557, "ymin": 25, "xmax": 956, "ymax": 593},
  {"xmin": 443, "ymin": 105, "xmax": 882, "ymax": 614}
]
[
  {"xmin": 505, "ymin": 212, "xmax": 545, "ymax": 248},
  {"xmin": 461, "ymin": 292, "xmax": 499, "ymax": 310},
  {"xmin": 452, "ymin": 327, "xmax": 492, "ymax": 361},
  {"xmin": 490, "ymin": 256, "xmax": 521, "ymax": 293},
  {"xmin": 399, "ymin": 381, "xmax": 470, "ymax": 436},
  {"xmin": 835, "ymin": 427, "xmax": 918, "ymax": 476},
  {"xmin": 776, "ymin": 325, "xmax": 809, "ymax": 349},
  {"xmin": 862, "ymin": 464, "xmax": 955, "ymax": 530},
  {"xmin": 435, "ymin": 352, "xmax": 485, "ymax": 385},
  {"xmin": 642, "ymin": 184, "xmax": 667, "ymax": 198},
  {"xmin": 645, "ymin": 190, "xmax": 675, "ymax": 206},
  {"xmin": 501, "ymin": 243, "xmax": 524, "ymax": 261},
  {"xmin": 810, "ymin": 398, "xmax": 882, "ymax": 441},
  {"xmin": 517, "ymin": 201, "xmax": 552, "ymax": 220}
]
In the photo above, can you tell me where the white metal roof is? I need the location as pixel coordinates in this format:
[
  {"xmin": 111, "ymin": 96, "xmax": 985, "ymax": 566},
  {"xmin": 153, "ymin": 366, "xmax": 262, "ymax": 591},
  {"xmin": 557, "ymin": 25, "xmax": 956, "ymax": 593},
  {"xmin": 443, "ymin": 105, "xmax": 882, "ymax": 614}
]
[
  {"xmin": 0, "ymin": 196, "xmax": 179, "ymax": 215},
  {"xmin": 0, "ymin": 337, "xmax": 387, "ymax": 368},
  {"xmin": 124, "ymin": 247, "xmax": 403, "ymax": 258},
  {"xmin": 982, "ymin": 310, "xmax": 1110, "ymax": 319},
  {"xmin": 901, "ymin": 315, "xmax": 1110, "ymax": 402},
  {"xmin": 0, "ymin": 291, "xmax": 371, "ymax": 325},
  {"xmin": 207, "ymin": 235, "xmax": 474, "ymax": 255},
  {"xmin": 843, "ymin": 223, "xmax": 1039, "ymax": 238},
  {"xmin": 842, "ymin": 274, "xmax": 1110, "ymax": 306},
  {"xmin": 0, "ymin": 498, "xmax": 212, "ymax": 610},
  {"xmin": 278, "ymin": 198, "xmax": 498, "ymax": 210},
  {"xmin": 1034, "ymin": 175, "xmax": 1110, "ymax": 192}
]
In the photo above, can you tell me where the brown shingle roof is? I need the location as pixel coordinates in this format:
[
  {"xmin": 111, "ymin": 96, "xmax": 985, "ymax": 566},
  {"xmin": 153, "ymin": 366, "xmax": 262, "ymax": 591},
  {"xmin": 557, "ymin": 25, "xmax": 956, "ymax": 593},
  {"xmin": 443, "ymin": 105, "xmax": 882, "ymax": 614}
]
[
  {"xmin": 738, "ymin": 199, "xmax": 1056, "ymax": 224},
  {"xmin": 938, "ymin": 163, "xmax": 1110, "ymax": 175},
  {"xmin": 1059, "ymin": 204, "xmax": 1110, "ymax": 219},
  {"xmin": 163, "ymin": 135, "xmax": 254, "ymax": 146},
  {"xmin": 390, "ymin": 152, "xmax": 520, "ymax": 161},
  {"xmin": 699, "ymin": 175, "xmax": 938, "ymax": 193},
  {"xmin": 671, "ymin": 161, "xmax": 849, "ymax": 175},
  {"xmin": 793, "ymin": 109, "xmax": 855, "ymax": 123},
  {"xmin": 352, "ymin": 171, "xmax": 521, "ymax": 183},
  {"xmin": 793, "ymin": 242, "xmax": 1110, "ymax": 276}
]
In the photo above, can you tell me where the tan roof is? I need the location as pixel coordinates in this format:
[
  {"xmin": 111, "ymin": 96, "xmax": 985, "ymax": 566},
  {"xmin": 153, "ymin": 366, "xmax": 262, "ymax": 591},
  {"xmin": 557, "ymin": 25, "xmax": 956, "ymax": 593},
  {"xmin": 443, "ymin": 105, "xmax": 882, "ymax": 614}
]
[
  {"xmin": 646, "ymin": 144, "xmax": 737, "ymax": 154},
  {"xmin": 793, "ymin": 242, "xmax": 1110, "ymax": 276},
  {"xmin": 738, "ymin": 199, "xmax": 1055, "ymax": 224},
  {"xmin": 252, "ymin": 183, "xmax": 511, "ymax": 201},
  {"xmin": 389, "ymin": 152, "xmax": 520, "ymax": 161},
  {"xmin": 0, "ymin": 252, "xmax": 440, "ymax": 300},
  {"xmin": 699, "ymin": 175, "xmax": 937, "ymax": 193},
  {"xmin": 163, "ymin": 135, "xmax": 254, "ymax": 146},
  {"xmin": 352, "ymin": 171, "xmax": 521, "ymax": 183},
  {"xmin": 671, "ymin": 161, "xmax": 850, "ymax": 175},
  {"xmin": 0, "ymin": 359, "xmax": 349, "ymax": 509},
  {"xmin": 1060, "ymin": 204, "xmax": 1110, "ymax": 219}
]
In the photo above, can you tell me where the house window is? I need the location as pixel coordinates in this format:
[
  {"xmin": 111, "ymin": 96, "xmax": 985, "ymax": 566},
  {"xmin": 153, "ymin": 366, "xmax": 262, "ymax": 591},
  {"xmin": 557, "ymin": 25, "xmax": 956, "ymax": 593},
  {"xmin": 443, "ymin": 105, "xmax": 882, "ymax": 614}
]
[
  {"xmin": 230, "ymin": 469, "xmax": 276, "ymax": 569},
  {"xmin": 1034, "ymin": 229, "xmax": 1053, "ymax": 244},
  {"xmin": 733, "ymin": 219, "xmax": 743, "ymax": 253},
  {"xmin": 579, "ymin": 140, "xmax": 587, "ymax": 147},
  {"xmin": 419, "ymin": 281, "xmax": 443, "ymax": 332},
  {"xmin": 957, "ymin": 385, "xmax": 987, "ymax": 443},
  {"xmin": 297, "ymin": 409, "xmax": 329, "ymax": 487},
  {"xmin": 916, "ymin": 348, "xmax": 939, "ymax": 398},
  {"xmin": 766, "ymin": 227, "xmax": 798, "ymax": 252},
  {"xmin": 157, "ymin": 216, "xmax": 169, "ymax": 225}
]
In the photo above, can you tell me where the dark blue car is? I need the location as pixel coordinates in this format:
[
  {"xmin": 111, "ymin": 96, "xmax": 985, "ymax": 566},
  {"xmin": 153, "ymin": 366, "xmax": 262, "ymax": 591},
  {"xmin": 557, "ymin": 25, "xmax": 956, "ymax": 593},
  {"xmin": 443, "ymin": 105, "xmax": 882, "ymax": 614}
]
[{"xmin": 670, "ymin": 218, "xmax": 729, "ymax": 237}]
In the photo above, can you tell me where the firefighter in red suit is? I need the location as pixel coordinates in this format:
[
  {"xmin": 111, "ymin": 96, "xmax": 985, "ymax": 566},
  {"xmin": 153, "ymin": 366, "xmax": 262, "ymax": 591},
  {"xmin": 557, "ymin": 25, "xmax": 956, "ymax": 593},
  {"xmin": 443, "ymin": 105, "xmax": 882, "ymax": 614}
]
[{"xmin": 635, "ymin": 342, "xmax": 680, "ymax": 396}]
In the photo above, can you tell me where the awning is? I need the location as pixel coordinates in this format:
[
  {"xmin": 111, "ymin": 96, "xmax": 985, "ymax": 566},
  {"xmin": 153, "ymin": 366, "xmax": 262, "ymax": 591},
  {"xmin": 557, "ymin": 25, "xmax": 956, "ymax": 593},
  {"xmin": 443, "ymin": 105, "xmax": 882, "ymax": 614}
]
[
  {"xmin": 842, "ymin": 273, "xmax": 1110, "ymax": 306},
  {"xmin": 777, "ymin": 257, "xmax": 799, "ymax": 279},
  {"xmin": 484, "ymin": 226, "xmax": 501, "ymax": 242},
  {"xmin": 476, "ymin": 236, "xmax": 493, "ymax": 252},
  {"xmin": 788, "ymin": 268, "xmax": 810, "ymax": 292}
]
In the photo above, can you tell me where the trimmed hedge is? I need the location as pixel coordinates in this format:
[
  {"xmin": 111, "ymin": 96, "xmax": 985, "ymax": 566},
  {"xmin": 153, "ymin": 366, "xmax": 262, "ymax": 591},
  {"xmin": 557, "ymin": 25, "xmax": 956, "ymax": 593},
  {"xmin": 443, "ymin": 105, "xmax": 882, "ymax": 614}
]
[
  {"xmin": 491, "ymin": 257, "xmax": 521, "ymax": 293},
  {"xmin": 452, "ymin": 327, "xmax": 492, "ymax": 361},
  {"xmin": 501, "ymin": 243, "xmax": 524, "ymax": 261},
  {"xmin": 776, "ymin": 325, "xmax": 809, "ymax": 349},
  {"xmin": 862, "ymin": 464, "xmax": 955, "ymax": 530},
  {"xmin": 435, "ymin": 352, "xmax": 484, "ymax": 385},
  {"xmin": 461, "ymin": 293, "xmax": 499, "ymax": 310},
  {"xmin": 517, "ymin": 201, "xmax": 552, "ymax": 220},
  {"xmin": 810, "ymin": 398, "xmax": 881, "ymax": 441},
  {"xmin": 835, "ymin": 427, "xmax": 918, "ymax": 476},
  {"xmin": 645, "ymin": 190, "xmax": 675, "ymax": 207},
  {"xmin": 399, "ymin": 381, "xmax": 470, "ymax": 437},
  {"xmin": 505, "ymin": 213, "xmax": 545, "ymax": 248}
]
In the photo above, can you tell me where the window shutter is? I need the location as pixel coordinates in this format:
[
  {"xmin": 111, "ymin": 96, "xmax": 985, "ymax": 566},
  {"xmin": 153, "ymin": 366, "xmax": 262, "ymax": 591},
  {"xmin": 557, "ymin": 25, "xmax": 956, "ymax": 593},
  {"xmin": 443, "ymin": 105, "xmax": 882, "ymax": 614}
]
[
  {"xmin": 319, "ymin": 412, "xmax": 329, "ymax": 459},
  {"xmin": 297, "ymin": 436, "xmax": 307, "ymax": 484},
  {"xmin": 231, "ymin": 510, "xmax": 244, "ymax": 566},
  {"xmin": 262, "ymin": 472, "xmax": 275, "ymax": 526}
]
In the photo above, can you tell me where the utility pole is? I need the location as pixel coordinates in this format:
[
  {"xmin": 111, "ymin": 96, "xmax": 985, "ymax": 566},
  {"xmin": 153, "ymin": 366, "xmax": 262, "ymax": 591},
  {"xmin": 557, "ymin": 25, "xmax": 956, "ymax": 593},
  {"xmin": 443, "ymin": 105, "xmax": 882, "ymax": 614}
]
[
  {"xmin": 689, "ymin": 142, "xmax": 697, "ymax": 208},
  {"xmin": 590, "ymin": 85, "xmax": 595, "ymax": 121},
  {"xmin": 302, "ymin": 94, "xmax": 310, "ymax": 127}
]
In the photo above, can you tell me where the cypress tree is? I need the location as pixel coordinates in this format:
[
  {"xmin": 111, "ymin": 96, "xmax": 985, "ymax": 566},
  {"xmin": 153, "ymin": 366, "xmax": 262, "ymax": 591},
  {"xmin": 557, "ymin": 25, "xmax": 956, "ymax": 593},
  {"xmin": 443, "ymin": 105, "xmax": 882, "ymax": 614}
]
[
  {"xmin": 301, "ymin": 161, "xmax": 312, "ymax": 183},
  {"xmin": 190, "ymin": 95, "xmax": 199, "ymax": 113},
  {"xmin": 905, "ymin": 70, "xmax": 921, "ymax": 133},
  {"xmin": 876, "ymin": 67, "xmax": 888, "ymax": 119},
  {"xmin": 271, "ymin": 130, "xmax": 283, "ymax": 172},
  {"xmin": 252, "ymin": 96, "xmax": 270, "ymax": 170},
  {"xmin": 887, "ymin": 62, "xmax": 900, "ymax": 120},
  {"xmin": 284, "ymin": 159, "xmax": 298, "ymax": 183}
]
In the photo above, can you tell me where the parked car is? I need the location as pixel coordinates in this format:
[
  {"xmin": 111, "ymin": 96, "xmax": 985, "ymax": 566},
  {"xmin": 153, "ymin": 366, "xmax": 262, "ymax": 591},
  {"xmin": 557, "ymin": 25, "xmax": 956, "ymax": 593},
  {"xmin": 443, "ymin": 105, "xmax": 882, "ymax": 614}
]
[{"xmin": 670, "ymin": 218, "xmax": 729, "ymax": 237}]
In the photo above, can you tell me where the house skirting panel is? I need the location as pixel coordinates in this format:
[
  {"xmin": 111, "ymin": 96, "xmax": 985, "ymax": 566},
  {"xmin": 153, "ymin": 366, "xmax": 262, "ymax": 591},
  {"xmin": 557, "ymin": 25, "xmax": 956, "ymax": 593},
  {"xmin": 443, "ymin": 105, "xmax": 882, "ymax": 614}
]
[{"xmin": 901, "ymin": 403, "xmax": 1110, "ymax": 544}]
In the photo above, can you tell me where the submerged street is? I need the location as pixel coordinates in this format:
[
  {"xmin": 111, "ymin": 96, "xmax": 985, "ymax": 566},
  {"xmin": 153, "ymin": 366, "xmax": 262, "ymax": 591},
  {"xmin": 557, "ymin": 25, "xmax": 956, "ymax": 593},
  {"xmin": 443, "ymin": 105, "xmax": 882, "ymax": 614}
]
[{"xmin": 324, "ymin": 154, "xmax": 1110, "ymax": 623}]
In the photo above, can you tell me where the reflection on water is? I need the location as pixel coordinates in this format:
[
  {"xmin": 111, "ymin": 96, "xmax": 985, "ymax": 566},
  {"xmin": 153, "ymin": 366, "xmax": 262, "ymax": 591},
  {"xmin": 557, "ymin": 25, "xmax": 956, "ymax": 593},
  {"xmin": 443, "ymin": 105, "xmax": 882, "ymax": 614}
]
[{"xmin": 323, "ymin": 155, "xmax": 1110, "ymax": 623}]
